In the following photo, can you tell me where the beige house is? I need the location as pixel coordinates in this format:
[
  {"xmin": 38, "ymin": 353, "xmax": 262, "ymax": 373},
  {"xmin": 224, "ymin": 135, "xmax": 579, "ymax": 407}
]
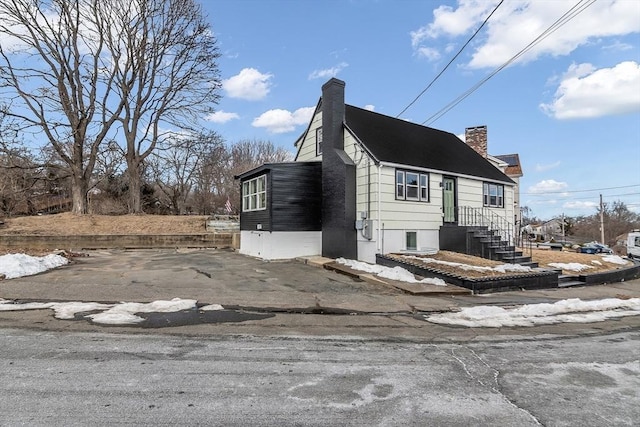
[{"xmin": 238, "ymin": 79, "xmax": 517, "ymax": 262}]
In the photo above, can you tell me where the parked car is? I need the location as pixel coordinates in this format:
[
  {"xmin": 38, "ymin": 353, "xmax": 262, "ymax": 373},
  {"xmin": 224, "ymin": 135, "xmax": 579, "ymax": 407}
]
[{"xmin": 576, "ymin": 242, "xmax": 613, "ymax": 254}]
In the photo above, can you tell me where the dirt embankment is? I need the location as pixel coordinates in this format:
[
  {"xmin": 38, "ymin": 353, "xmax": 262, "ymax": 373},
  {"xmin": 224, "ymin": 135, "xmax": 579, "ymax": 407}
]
[
  {"xmin": 1, "ymin": 213, "xmax": 633, "ymax": 275},
  {"xmin": 0, "ymin": 213, "xmax": 210, "ymax": 235}
]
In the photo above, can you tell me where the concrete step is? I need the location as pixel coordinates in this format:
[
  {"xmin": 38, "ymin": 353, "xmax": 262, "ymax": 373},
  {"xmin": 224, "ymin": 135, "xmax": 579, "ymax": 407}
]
[
  {"xmin": 500, "ymin": 255, "xmax": 533, "ymax": 264},
  {"xmin": 518, "ymin": 261, "xmax": 539, "ymax": 268},
  {"xmin": 558, "ymin": 280, "xmax": 587, "ymax": 288}
]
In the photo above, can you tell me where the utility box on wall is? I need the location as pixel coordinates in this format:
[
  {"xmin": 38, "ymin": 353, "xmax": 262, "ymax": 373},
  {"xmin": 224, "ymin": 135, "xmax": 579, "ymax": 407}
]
[{"xmin": 355, "ymin": 219, "xmax": 373, "ymax": 240}]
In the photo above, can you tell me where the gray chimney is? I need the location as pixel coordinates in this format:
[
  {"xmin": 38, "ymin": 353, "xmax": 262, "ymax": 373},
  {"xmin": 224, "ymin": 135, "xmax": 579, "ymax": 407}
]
[
  {"xmin": 465, "ymin": 125, "xmax": 488, "ymax": 158},
  {"xmin": 321, "ymin": 78, "xmax": 357, "ymax": 260}
]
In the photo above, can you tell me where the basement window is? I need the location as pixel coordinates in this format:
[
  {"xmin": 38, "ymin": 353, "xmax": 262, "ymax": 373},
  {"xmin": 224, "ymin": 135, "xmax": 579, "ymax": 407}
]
[
  {"xmin": 406, "ymin": 231, "xmax": 417, "ymax": 251},
  {"xmin": 242, "ymin": 175, "xmax": 267, "ymax": 212}
]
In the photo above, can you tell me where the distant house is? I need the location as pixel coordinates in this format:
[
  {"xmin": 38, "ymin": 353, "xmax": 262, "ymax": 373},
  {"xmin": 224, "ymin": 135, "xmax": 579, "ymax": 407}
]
[
  {"xmin": 526, "ymin": 218, "xmax": 565, "ymax": 241},
  {"xmin": 237, "ymin": 78, "xmax": 516, "ymax": 262}
]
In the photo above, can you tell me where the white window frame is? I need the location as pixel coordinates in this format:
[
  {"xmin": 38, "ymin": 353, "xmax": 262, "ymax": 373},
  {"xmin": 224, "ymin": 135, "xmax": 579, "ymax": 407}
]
[
  {"xmin": 316, "ymin": 127, "xmax": 323, "ymax": 156},
  {"xmin": 242, "ymin": 175, "xmax": 267, "ymax": 212},
  {"xmin": 396, "ymin": 169, "xmax": 429, "ymax": 202},
  {"xmin": 483, "ymin": 182, "xmax": 504, "ymax": 208},
  {"xmin": 396, "ymin": 170, "xmax": 405, "ymax": 199}
]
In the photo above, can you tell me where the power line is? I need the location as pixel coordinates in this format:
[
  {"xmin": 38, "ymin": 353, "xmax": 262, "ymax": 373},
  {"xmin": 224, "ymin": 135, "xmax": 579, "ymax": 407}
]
[
  {"xmin": 523, "ymin": 184, "xmax": 640, "ymax": 196},
  {"xmin": 422, "ymin": 0, "xmax": 597, "ymax": 126},
  {"xmin": 396, "ymin": 0, "xmax": 504, "ymax": 118}
]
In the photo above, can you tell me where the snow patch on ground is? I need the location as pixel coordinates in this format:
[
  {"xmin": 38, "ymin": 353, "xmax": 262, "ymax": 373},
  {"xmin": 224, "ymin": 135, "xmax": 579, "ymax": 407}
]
[
  {"xmin": 601, "ymin": 254, "xmax": 629, "ymax": 265},
  {"xmin": 548, "ymin": 262, "xmax": 594, "ymax": 272},
  {"xmin": 336, "ymin": 258, "xmax": 447, "ymax": 286},
  {"xmin": 87, "ymin": 298, "xmax": 198, "ymax": 324},
  {"xmin": 425, "ymin": 298, "xmax": 640, "ymax": 328},
  {"xmin": 403, "ymin": 255, "xmax": 533, "ymax": 273},
  {"xmin": 549, "ymin": 254, "xmax": 628, "ymax": 272},
  {"xmin": 0, "ymin": 298, "xmax": 219, "ymax": 325},
  {"xmin": 0, "ymin": 253, "xmax": 68, "ymax": 279},
  {"xmin": 200, "ymin": 304, "xmax": 225, "ymax": 311}
]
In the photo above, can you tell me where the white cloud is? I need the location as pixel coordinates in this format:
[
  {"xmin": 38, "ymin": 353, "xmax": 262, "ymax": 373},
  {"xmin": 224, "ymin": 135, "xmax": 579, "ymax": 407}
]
[
  {"xmin": 534, "ymin": 161, "xmax": 561, "ymax": 172},
  {"xmin": 602, "ymin": 41, "xmax": 634, "ymax": 51},
  {"xmin": 526, "ymin": 198, "xmax": 559, "ymax": 206},
  {"xmin": 416, "ymin": 47, "xmax": 441, "ymax": 61},
  {"xmin": 540, "ymin": 61, "xmax": 640, "ymax": 119},
  {"xmin": 223, "ymin": 68, "xmax": 273, "ymax": 101},
  {"xmin": 411, "ymin": 1, "xmax": 640, "ymax": 69},
  {"xmin": 308, "ymin": 62, "xmax": 349, "ymax": 80},
  {"xmin": 456, "ymin": 133, "xmax": 465, "ymax": 142},
  {"xmin": 528, "ymin": 179, "xmax": 568, "ymax": 194},
  {"xmin": 252, "ymin": 107, "xmax": 315, "ymax": 133},
  {"xmin": 205, "ymin": 110, "xmax": 240, "ymax": 124},
  {"xmin": 563, "ymin": 200, "xmax": 598, "ymax": 211},
  {"xmin": 363, "ymin": 104, "xmax": 375, "ymax": 111},
  {"xmin": 411, "ymin": 1, "xmax": 492, "ymax": 44}
]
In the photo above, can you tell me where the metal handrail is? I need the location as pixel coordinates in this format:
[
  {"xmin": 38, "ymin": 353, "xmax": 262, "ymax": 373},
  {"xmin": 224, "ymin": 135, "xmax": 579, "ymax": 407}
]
[{"xmin": 457, "ymin": 206, "xmax": 517, "ymax": 262}]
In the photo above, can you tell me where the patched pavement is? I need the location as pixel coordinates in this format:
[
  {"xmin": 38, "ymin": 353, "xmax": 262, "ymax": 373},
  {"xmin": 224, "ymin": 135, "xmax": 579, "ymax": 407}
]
[{"xmin": 1, "ymin": 248, "xmax": 640, "ymax": 334}]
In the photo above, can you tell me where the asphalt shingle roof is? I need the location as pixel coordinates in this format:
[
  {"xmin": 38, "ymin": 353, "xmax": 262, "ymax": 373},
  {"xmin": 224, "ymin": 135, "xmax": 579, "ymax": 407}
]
[{"xmin": 345, "ymin": 105, "xmax": 514, "ymax": 184}]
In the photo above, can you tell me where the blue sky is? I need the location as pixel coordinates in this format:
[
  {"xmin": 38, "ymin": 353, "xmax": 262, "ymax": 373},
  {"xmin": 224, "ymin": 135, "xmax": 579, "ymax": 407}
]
[{"xmin": 201, "ymin": 0, "xmax": 640, "ymax": 220}]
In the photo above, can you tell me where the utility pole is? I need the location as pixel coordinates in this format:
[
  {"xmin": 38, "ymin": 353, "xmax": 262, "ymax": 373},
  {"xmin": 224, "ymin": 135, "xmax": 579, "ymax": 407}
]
[
  {"xmin": 561, "ymin": 212, "xmax": 565, "ymax": 241},
  {"xmin": 600, "ymin": 194, "xmax": 605, "ymax": 244}
]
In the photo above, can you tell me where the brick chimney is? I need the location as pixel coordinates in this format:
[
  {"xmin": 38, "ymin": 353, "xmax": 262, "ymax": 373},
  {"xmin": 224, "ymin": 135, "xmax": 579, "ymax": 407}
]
[{"xmin": 465, "ymin": 125, "xmax": 488, "ymax": 158}]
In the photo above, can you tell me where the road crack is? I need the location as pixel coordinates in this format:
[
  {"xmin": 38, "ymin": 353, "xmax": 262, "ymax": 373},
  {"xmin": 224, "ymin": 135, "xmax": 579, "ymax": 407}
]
[{"xmin": 446, "ymin": 346, "xmax": 544, "ymax": 426}]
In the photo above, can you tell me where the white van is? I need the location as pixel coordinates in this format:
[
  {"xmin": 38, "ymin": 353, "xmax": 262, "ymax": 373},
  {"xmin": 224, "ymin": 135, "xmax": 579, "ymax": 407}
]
[{"xmin": 627, "ymin": 230, "xmax": 640, "ymax": 259}]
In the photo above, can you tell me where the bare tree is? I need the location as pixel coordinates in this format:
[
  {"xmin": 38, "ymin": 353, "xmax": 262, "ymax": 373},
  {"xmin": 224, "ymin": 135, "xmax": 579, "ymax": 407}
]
[
  {"xmin": 0, "ymin": 0, "xmax": 221, "ymax": 215},
  {"xmin": 192, "ymin": 140, "xmax": 229, "ymax": 215},
  {"xmin": 0, "ymin": 146, "xmax": 38, "ymax": 215},
  {"xmin": 149, "ymin": 131, "xmax": 222, "ymax": 215},
  {"xmin": 225, "ymin": 139, "xmax": 292, "ymax": 213},
  {"xmin": 107, "ymin": 0, "xmax": 221, "ymax": 213},
  {"xmin": 0, "ymin": 0, "xmax": 128, "ymax": 214}
]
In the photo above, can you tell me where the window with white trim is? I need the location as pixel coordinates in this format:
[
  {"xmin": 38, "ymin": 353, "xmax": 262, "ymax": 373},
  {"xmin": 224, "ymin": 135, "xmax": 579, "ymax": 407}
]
[
  {"xmin": 242, "ymin": 175, "xmax": 267, "ymax": 212},
  {"xmin": 396, "ymin": 170, "xmax": 429, "ymax": 202},
  {"xmin": 316, "ymin": 127, "xmax": 323, "ymax": 156},
  {"xmin": 483, "ymin": 182, "xmax": 504, "ymax": 208}
]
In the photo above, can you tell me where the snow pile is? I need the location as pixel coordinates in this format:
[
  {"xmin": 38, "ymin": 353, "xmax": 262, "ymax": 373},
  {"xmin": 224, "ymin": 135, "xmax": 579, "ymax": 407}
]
[
  {"xmin": 601, "ymin": 255, "xmax": 629, "ymax": 265},
  {"xmin": 493, "ymin": 264, "xmax": 533, "ymax": 273},
  {"xmin": 425, "ymin": 298, "xmax": 640, "ymax": 328},
  {"xmin": 200, "ymin": 303, "xmax": 224, "ymax": 311},
  {"xmin": 549, "ymin": 254, "xmax": 628, "ymax": 272},
  {"xmin": 0, "ymin": 253, "xmax": 68, "ymax": 279},
  {"xmin": 0, "ymin": 298, "xmax": 212, "ymax": 325},
  {"xmin": 87, "ymin": 298, "xmax": 198, "ymax": 324},
  {"xmin": 404, "ymin": 255, "xmax": 533, "ymax": 274},
  {"xmin": 52, "ymin": 302, "xmax": 114, "ymax": 319},
  {"xmin": 336, "ymin": 258, "xmax": 447, "ymax": 286},
  {"xmin": 548, "ymin": 262, "xmax": 594, "ymax": 272}
]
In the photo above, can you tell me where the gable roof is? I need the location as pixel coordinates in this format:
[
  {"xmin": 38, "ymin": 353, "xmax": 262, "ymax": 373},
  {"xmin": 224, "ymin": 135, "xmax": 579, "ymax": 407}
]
[{"xmin": 344, "ymin": 105, "xmax": 514, "ymax": 184}]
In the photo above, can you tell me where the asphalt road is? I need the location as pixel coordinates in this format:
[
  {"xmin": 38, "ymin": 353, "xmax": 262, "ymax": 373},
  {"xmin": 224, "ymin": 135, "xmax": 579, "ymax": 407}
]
[{"xmin": 1, "ymin": 328, "xmax": 638, "ymax": 426}]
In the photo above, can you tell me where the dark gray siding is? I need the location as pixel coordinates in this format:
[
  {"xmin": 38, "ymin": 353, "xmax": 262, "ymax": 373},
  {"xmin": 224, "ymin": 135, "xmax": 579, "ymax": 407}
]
[
  {"xmin": 239, "ymin": 162, "xmax": 322, "ymax": 232},
  {"xmin": 271, "ymin": 163, "xmax": 322, "ymax": 231}
]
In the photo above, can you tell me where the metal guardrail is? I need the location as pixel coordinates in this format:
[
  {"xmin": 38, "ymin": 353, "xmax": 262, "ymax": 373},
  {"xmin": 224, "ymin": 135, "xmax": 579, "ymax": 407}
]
[{"xmin": 457, "ymin": 206, "xmax": 518, "ymax": 262}]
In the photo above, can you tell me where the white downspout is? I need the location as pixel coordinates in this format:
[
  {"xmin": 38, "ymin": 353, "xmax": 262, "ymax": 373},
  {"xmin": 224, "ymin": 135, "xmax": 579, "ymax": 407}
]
[{"xmin": 377, "ymin": 163, "xmax": 382, "ymax": 253}]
